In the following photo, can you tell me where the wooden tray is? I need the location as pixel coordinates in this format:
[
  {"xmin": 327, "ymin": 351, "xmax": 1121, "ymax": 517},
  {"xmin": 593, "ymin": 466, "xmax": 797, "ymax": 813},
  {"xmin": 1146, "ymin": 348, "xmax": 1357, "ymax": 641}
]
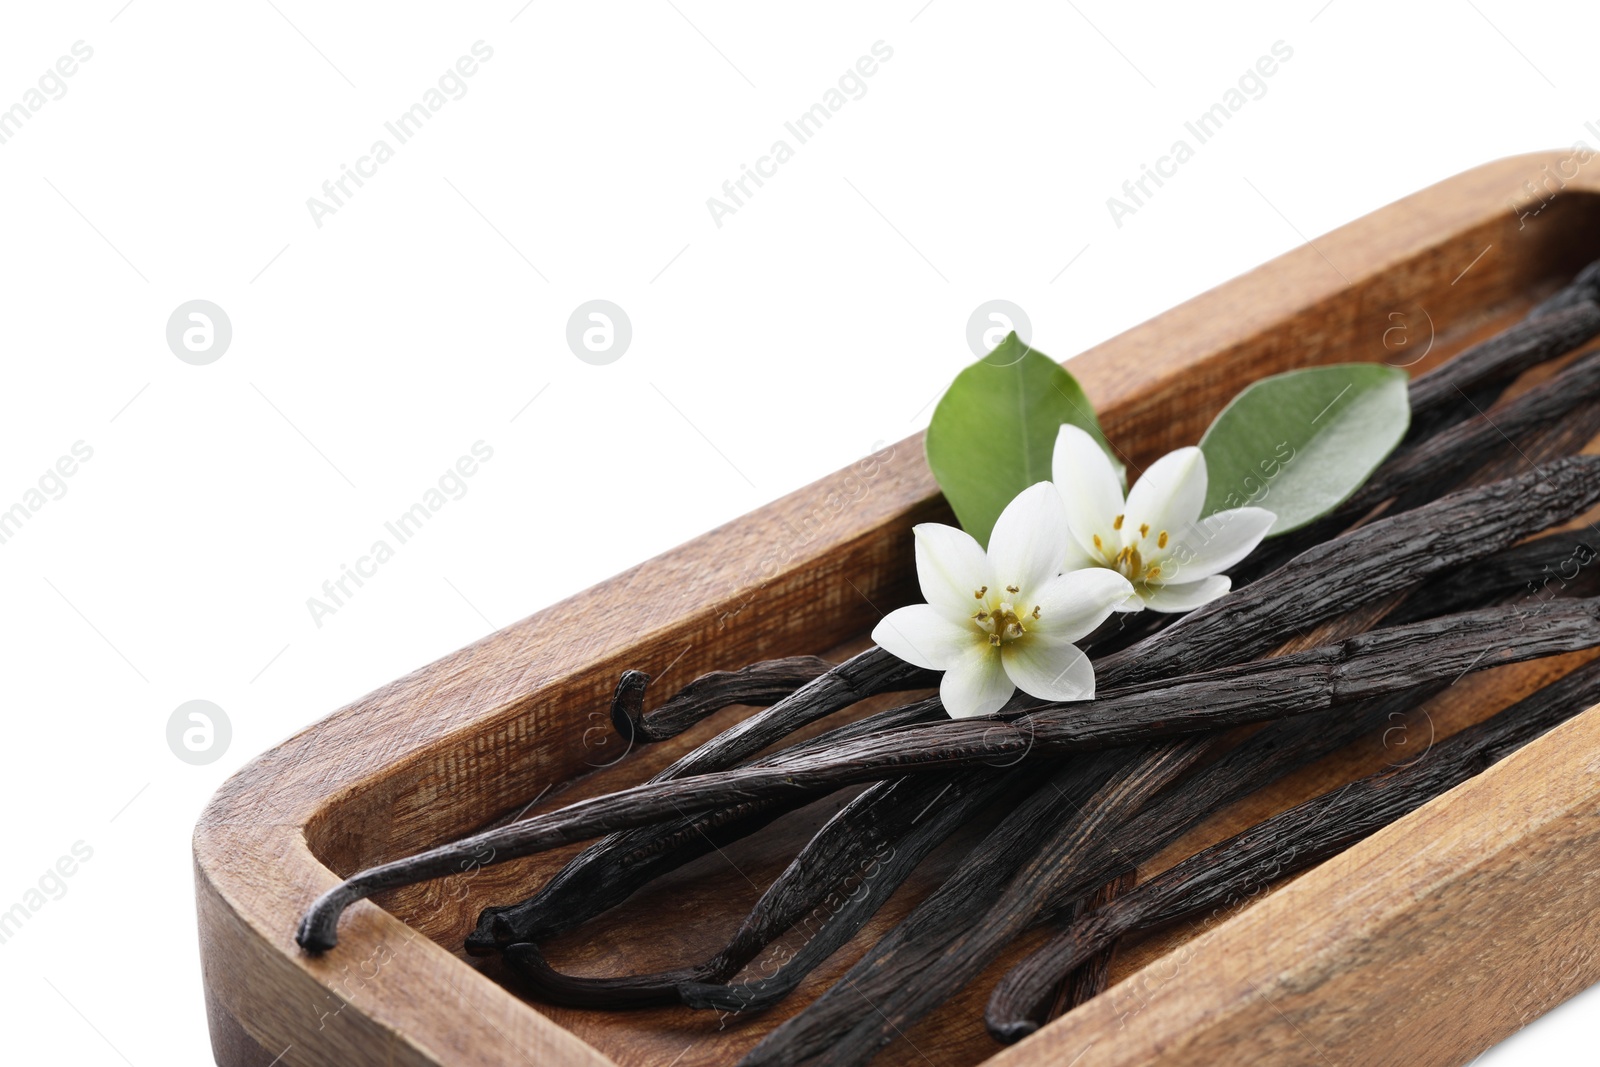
[{"xmin": 195, "ymin": 151, "xmax": 1600, "ymax": 1067}]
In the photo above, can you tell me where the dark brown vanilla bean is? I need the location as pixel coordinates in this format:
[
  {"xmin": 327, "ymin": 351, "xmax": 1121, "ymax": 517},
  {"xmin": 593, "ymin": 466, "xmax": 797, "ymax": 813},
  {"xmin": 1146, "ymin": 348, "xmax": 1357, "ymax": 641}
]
[
  {"xmin": 468, "ymin": 647, "xmax": 926, "ymax": 948},
  {"xmin": 1032, "ymin": 684, "xmax": 1447, "ymax": 917},
  {"xmin": 1417, "ymin": 257, "xmax": 1600, "ymax": 443},
  {"xmin": 670, "ymin": 772, "xmax": 1011, "ymax": 1014},
  {"xmin": 953, "ymin": 460, "xmax": 1600, "ymax": 1023},
  {"xmin": 1406, "ymin": 296, "xmax": 1600, "ymax": 446},
  {"xmin": 1528, "ymin": 256, "xmax": 1600, "ymax": 319},
  {"xmin": 1086, "ymin": 684, "xmax": 1446, "ymax": 897},
  {"xmin": 737, "ymin": 680, "xmax": 1447, "ymax": 1056},
  {"xmin": 586, "ymin": 649, "xmax": 929, "ymax": 889},
  {"xmin": 611, "ymin": 656, "xmax": 837, "ymax": 745},
  {"xmin": 702, "ymin": 693, "xmax": 946, "ymax": 764},
  {"xmin": 1060, "ymin": 694, "xmax": 1471, "ymax": 1023},
  {"xmin": 500, "ymin": 768, "xmax": 1031, "ymax": 1009},
  {"xmin": 717, "ymin": 751, "xmax": 1139, "ymax": 1055},
  {"xmin": 1383, "ymin": 534, "xmax": 1599, "ymax": 628},
  {"xmin": 543, "ymin": 583, "xmax": 1243, "ymax": 1002},
  {"xmin": 985, "ymin": 655, "xmax": 1600, "ymax": 1042},
  {"xmin": 467, "ymin": 697, "xmax": 945, "ymax": 952},
  {"xmin": 1406, "ymin": 298, "xmax": 1600, "ymax": 430},
  {"xmin": 301, "ymin": 740, "xmax": 1091, "ymax": 954},
  {"xmin": 1004, "ymin": 682, "xmax": 1446, "ymax": 1032},
  {"xmin": 739, "ymin": 740, "xmax": 1215, "ymax": 1067},
  {"xmin": 1013, "ymin": 598, "xmax": 1600, "ymax": 746},
  {"xmin": 626, "ymin": 628, "xmax": 1163, "ymax": 994},
  {"xmin": 735, "ymin": 613, "xmax": 1446, "ymax": 1065},
  {"xmin": 1342, "ymin": 348, "xmax": 1600, "ymax": 516},
  {"xmin": 688, "ymin": 676, "xmax": 1451, "ymax": 1020},
  {"xmin": 1004, "ymin": 529, "xmax": 1600, "ymax": 1029},
  {"xmin": 1049, "ymin": 684, "xmax": 1452, "ymax": 908},
  {"xmin": 1097, "ymin": 455, "xmax": 1600, "ymax": 689},
  {"xmin": 301, "ymin": 594, "xmax": 1600, "ymax": 954},
  {"xmin": 644, "ymin": 646, "xmax": 933, "ymax": 782},
  {"xmin": 748, "ymin": 650, "xmax": 1450, "ymax": 1059},
  {"xmin": 675, "ymin": 765, "xmax": 1053, "ymax": 1016},
  {"xmin": 1043, "ymin": 544, "xmax": 1546, "ymax": 899},
  {"xmin": 468, "ymin": 793, "xmax": 825, "ymax": 955},
  {"xmin": 1077, "ymin": 607, "xmax": 1175, "ymax": 658},
  {"xmin": 1048, "ymin": 870, "xmax": 1136, "ymax": 1017}
]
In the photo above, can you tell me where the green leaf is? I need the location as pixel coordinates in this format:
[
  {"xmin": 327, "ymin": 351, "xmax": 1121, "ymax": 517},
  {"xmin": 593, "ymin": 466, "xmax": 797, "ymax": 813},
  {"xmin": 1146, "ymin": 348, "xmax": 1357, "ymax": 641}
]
[
  {"xmin": 1199, "ymin": 363, "xmax": 1411, "ymax": 536},
  {"xmin": 925, "ymin": 333, "xmax": 1112, "ymax": 546}
]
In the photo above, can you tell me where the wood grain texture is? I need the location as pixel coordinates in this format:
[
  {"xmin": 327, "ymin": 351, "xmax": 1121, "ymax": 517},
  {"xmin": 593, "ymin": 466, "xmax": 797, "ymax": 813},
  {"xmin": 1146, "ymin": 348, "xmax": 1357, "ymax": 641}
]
[{"xmin": 194, "ymin": 151, "xmax": 1600, "ymax": 1067}]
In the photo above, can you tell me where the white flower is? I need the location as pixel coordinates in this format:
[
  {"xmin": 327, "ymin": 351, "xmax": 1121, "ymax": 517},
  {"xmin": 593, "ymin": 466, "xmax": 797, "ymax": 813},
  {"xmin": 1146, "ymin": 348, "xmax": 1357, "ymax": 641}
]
[
  {"xmin": 871, "ymin": 482, "xmax": 1134, "ymax": 719},
  {"xmin": 1052, "ymin": 424, "xmax": 1276, "ymax": 613}
]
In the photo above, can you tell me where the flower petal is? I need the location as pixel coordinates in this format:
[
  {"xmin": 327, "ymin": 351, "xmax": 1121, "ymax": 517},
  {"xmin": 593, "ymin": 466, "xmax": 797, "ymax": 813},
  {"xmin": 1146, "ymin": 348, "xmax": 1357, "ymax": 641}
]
[
  {"xmin": 1165, "ymin": 506, "xmax": 1277, "ymax": 582},
  {"xmin": 1123, "ymin": 447, "xmax": 1207, "ymax": 545},
  {"xmin": 1003, "ymin": 636, "xmax": 1095, "ymax": 702},
  {"xmin": 913, "ymin": 523, "xmax": 993, "ymax": 620},
  {"xmin": 1061, "ymin": 535, "xmax": 1097, "ymax": 574},
  {"xmin": 1052, "ymin": 424, "xmax": 1124, "ymax": 563},
  {"xmin": 1111, "ymin": 592, "xmax": 1147, "ymax": 613},
  {"xmin": 1029, "ymin": 568, "xmax": 1136, "ymax": 642},
  {"xmin": 939, "ymin": 642, "xmax": 1015, "ymax": 718},
  {"xmin": 988, "ymin": 482, "xmax": 1070, "ymax": 601},
  {"xmin": 872, "ymin": 604, "xmax": 973, "ymax": 671},
  {"xmin": 1141, "ymin": 575, "xmax": 1231, "ymax": 613}
]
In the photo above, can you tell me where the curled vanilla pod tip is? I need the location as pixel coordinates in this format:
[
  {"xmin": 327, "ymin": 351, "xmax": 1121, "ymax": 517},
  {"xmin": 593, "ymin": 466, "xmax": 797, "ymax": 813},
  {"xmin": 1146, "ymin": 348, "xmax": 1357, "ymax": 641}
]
[{"xmin": 611, "ymin": 656, "xmax": 838, "ymax": 746}]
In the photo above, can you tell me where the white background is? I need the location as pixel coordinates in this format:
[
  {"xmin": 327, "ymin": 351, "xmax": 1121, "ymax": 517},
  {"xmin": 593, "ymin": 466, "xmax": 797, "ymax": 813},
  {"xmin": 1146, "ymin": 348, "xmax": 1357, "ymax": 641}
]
[{"xmin": 0, "ymin": 1, "xmax": 1594, "ymax": 1063}]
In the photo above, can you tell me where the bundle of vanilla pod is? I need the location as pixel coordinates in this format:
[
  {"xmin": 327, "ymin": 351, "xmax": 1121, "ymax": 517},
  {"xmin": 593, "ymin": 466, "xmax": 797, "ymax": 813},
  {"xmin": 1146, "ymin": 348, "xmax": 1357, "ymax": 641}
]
[{"xmin": 299, "ymin": 257, "xmax": 1600, "ymax": 1067}]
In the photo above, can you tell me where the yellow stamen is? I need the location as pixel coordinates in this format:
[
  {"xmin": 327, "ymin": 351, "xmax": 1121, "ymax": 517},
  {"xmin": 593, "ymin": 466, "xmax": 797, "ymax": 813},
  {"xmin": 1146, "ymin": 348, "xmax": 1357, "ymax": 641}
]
[
  {"xmin": 975, "ymin": 600, "xmax": 1031, "ymax": 647},
  {"xmin": 1139, "ymin": 523, "xmax": 1150, "ymax": 539},
  {"xmin": 1112, "ymin": 514, "xmax": 1124, "ymax": 530},
  {"xmin": 974, "ymin": 586, "xmax": 987, "ymax": 599},
  {"xmin": 1158, "ymin": 530, "xmax": 1169, "ymax": 549},
  {"xmin": 1006, "ymin": 584, "xmax": 1019, "ymax": 594},
  {"xmin": 1093, "ymin": 534, "xmax": 1103, "ymax": 550}
]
